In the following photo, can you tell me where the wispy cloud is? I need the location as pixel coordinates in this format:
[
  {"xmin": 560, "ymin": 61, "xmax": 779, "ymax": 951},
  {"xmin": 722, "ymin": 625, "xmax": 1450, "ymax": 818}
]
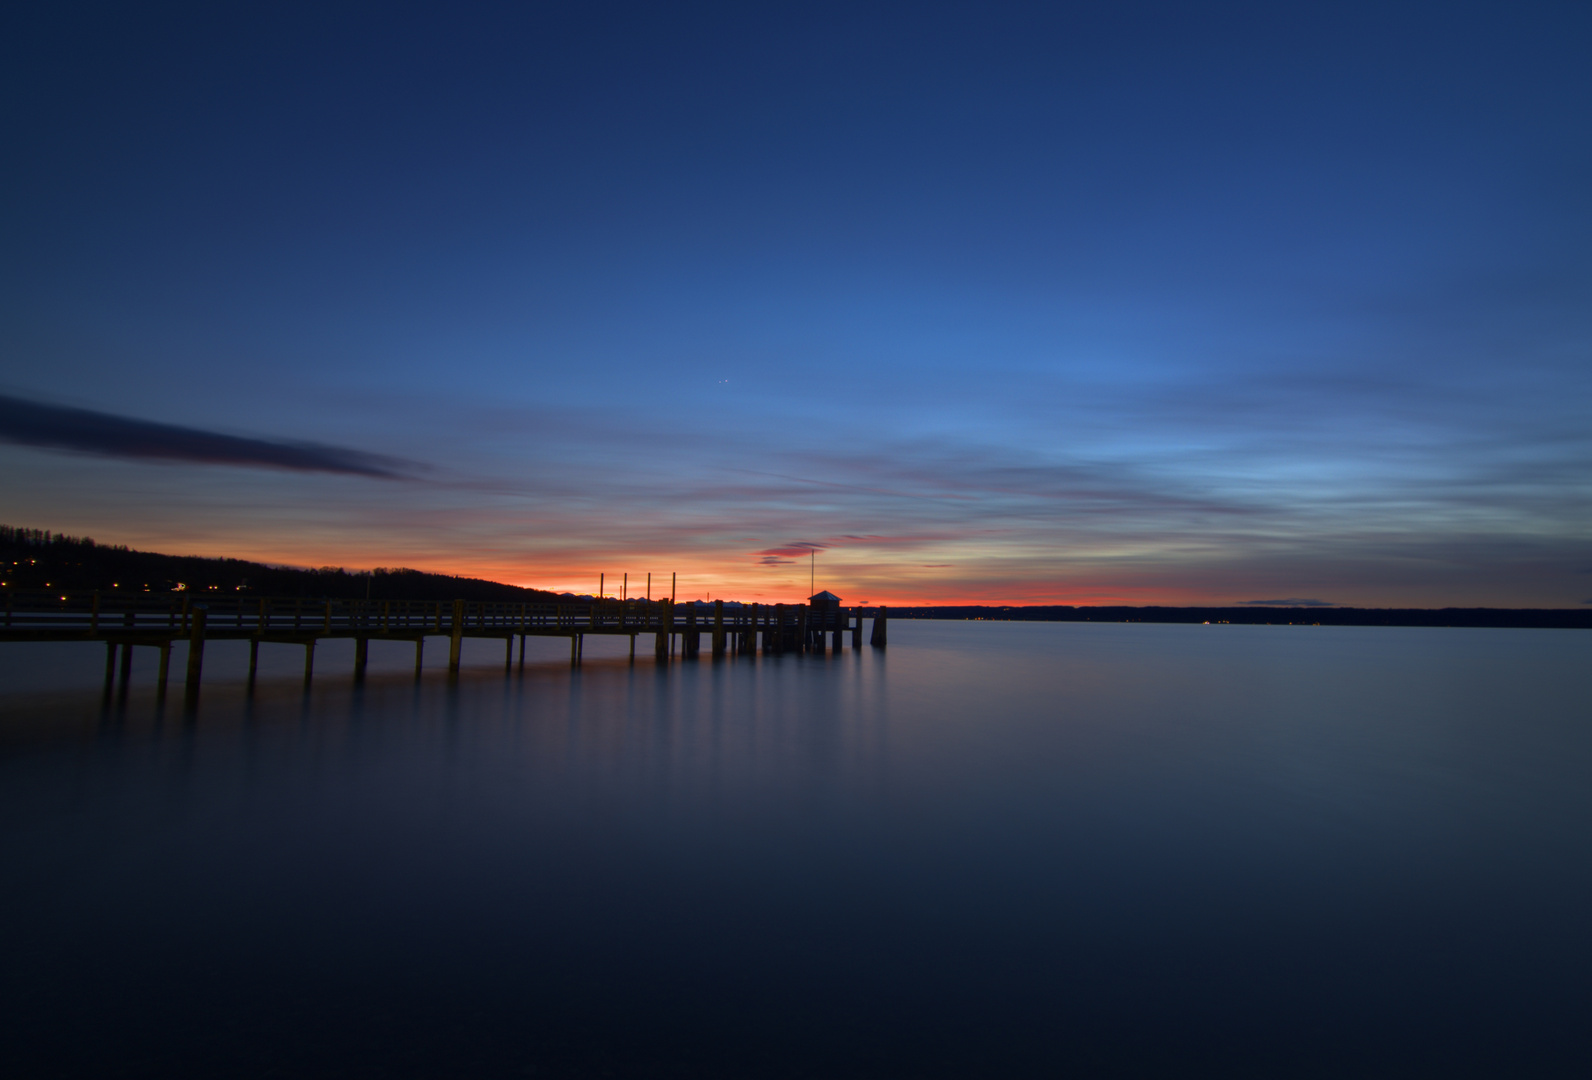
[
  {"xmin": 756, "ymin": 541, "xmax": 829, "ymax": 558},
  {"xmin": 0, "ymin": 394, "xmax": 415, "ymax": 478}
]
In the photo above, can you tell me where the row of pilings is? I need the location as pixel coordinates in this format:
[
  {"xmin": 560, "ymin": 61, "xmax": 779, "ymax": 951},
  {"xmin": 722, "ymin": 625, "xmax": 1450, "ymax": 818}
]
[
  {"xmin": 643, "ymin": 600, "xmax": 888, "ymax": 662},
  {"xmin": 81, "ymin": 596, "xmax": 889, "ymax": 713}
]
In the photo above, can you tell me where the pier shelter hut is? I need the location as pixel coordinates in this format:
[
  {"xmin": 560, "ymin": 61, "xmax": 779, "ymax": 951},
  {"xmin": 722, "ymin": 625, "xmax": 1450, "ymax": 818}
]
[{"xmin": 809, "ymin": 590, "xmax": 842, "ymax": 650}]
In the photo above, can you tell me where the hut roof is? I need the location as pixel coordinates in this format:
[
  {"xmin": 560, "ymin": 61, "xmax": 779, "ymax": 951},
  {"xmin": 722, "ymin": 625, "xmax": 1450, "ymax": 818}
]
[{"xmin": 809, "ymin": 590, "xmax": 843, "ymax": 603}]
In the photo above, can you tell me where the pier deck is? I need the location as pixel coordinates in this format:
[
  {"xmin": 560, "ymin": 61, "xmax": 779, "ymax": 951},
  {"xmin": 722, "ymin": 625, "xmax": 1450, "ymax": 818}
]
[{"xmin": 1, "ymin": 590, "xmax": 886, "ymax": 705}]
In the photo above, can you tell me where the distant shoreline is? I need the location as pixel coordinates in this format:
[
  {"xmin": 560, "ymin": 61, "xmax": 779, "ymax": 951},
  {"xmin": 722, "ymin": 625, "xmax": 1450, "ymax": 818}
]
[{"xmin": 886, "ymin": 606, "xmax": 1592, "ymax": 629}]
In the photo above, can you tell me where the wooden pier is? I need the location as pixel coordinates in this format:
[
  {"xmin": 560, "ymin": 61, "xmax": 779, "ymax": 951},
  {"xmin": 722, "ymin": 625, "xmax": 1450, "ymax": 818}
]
[{"xmin": 0, "ymin": 589, "xmax": 888, "ymax": 705}]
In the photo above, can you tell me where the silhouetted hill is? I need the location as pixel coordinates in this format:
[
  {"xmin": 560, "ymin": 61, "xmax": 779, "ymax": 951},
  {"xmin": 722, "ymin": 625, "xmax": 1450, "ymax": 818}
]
[{"xmin": 0, "ymin": 526, "xmax": 560, "ymax": 602}]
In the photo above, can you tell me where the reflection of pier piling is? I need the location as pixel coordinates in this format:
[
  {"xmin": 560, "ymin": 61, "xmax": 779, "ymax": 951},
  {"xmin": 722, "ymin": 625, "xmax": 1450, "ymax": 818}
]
[{"xmin": 3, "ymin": 588, "xmax": 889, "ymax": 700}]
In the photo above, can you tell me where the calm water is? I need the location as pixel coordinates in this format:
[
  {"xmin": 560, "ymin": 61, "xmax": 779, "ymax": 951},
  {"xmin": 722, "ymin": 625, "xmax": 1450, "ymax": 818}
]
[{"xmin": 2, "ymin": 621, "xmax": 1589, "ymax": 1078}]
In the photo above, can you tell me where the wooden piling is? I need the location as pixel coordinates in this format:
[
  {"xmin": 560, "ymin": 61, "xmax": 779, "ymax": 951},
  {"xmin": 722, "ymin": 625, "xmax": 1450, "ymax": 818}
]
[
  {"xmin": 354, "ymin": 636, "xmax": 369, "ymax": 681},
  {"xmin": 870, "ymin": 606, "xmax": 888, "ymax": 647},
  {"xmin": 448, "ymin": 599, "xmax": 464, "ymax": 674},
  {"xmin": 414, "ymin": 638, "xmax": 424, "ymax": 677},
  {"xmin": 157, "ymin": 642, "xmax": 171, "ymax": 701},
  {"xmin": 184, "ymin": 606, "xmax": 208, "ymax": 702},
  {"xmin": 655, "ymin": 599, "xmax": 672, "ymax": 662},
  {"xmin": 304, "ymin": 639, "xmax": 316, "ymax": 684},
  {"xmin": 248, "ymin": 638, "xmax": 260, "ymax": 688},
  {"xmin": 91, "ymin": 590, "xmax": 100, "ymax": 635},
  {"xmin": 505, "ymin": 635, "xmax": 513, "ymax": 672},
  {"xmin": 712, "ymin": 599, "xmax": 725, "ymax": 657},
  {"xmin": 851, "ymin": 608, "xmax": 861, "ymax": 649},
  {"xmin": 103, "ymin": 640, "xmax": 116, "ymax": 695}
]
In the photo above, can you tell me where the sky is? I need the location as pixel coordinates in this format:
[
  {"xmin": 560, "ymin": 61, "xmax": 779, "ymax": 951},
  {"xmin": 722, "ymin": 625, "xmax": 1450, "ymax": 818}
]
[{"xmin": 2, "ymin": 1, "xmax": 1589, "ymax": 606}]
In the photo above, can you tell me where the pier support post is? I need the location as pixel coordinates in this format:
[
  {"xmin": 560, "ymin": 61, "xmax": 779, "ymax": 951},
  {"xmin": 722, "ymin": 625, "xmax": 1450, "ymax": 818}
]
[
  {"xmin": 519, "ymin": 633, "xmax": 526, "ymax": 670},
  {"xmin": 157, "ymin": 642, "xmax": 171, "ymax": 701},
  {"xmin": 248, "ymin": 638, "xmax": 260, "ymax": 689},
  {"xmin": 870, "ymin": 606, "xmax": 888, "ymax": 647},
  {"xmin": 103, "ymin": 641, "xmax": 117, "ymax": 696},
  {"xmin": 184, "ymin": 606, "xmax": 208, "ymax": 706},
  {"xmin": 304, "ymin": 639, "xmax": 316, "ymax": 684},
  {"xmin": 712, "ymin": 600, "xmax": 725, "ymax": 658},
  {"xmin": 655, "ymin": 600, "xmax": 672, "ymax": 662},
  {"xmin": 505, "ymin": 635, "xmax": 513, "ymax": 673},
  {"xmin": 851, "ymin": 608, "xmax": 861, "ymax": 649},
  {"xmin": 354, "ymin": 636, "xmax": 369, "ymax": 681},
  {"xmin": 571, "ymin": 634, "xmax": 579, "ymax": 666},
  {"xmin": 629, "ymin": 634, "xmax": 636, "ymax": 662},
  {"xmin": 119, "ymin": 638, "xmax": 134, "ymax": 690},
  {"xmin": 414, "ymin": 638, "xmax": 424, "ymax": 678},
  {"xmin": 448, "ymin": 599, "xmax": 464, "ymax": 675}
]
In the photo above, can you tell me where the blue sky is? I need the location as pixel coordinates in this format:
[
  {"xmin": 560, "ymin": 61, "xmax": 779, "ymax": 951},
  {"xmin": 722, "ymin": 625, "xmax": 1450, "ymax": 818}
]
[{"xmin": 2, "ymin": 1, "xmax": 1588, "ymax": 605}]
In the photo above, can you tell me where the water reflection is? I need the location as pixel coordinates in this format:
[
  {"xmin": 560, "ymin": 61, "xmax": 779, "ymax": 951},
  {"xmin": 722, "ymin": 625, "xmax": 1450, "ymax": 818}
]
[{"xmin": 2, "ymin": 623, "xmax": 1591, "ymax": 1077}]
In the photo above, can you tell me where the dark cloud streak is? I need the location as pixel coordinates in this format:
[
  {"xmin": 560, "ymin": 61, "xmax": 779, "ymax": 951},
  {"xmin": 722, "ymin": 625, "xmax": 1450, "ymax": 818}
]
[{"xmin": 0, "ymin": 394, "xmax": 412, "ymax": 478}]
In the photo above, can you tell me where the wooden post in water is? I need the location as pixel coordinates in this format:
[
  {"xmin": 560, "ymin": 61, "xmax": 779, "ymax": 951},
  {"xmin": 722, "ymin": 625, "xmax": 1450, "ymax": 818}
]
[
  {"xmin": 91, "ymin": 590, "xmax": 100, "ymax": 635},
  {"xmin": 184, "ymin": 606, "xmax": 208, "ymax": 704},
  {"xmin": 157, "ymin": 641, "xmax": 171, "ymax": 701},
  {"xmin": 870, "ymin": 606, "xmax": 888, "ymax": 647},
  {"xmin": 504, "ymin": 635, "xmax": 513, "ymax": 672},
  {"xmin": 712, "ymin": 600, "xmax": 725, "ymax": 658},
  {"xmin": 102, "ymin": 641, "xmax": 116, "ymax": 697},
  {"xmin": 248, "ymin": 638, "xmax": 260, "ymax": 689},
  {"xmin": 116, "ymin": 612, "xmax": 134, "ymax": 690},
  {"xmin": 303, "ymin": 639, "xmax": 315, "ymax": 684},
  {"xmin": 354, "ymin": 636, "xmax": 369, "ymax": 681},
  {"xmin": 448, "ymin": 599, "xmax": 465, "ymax": 675},
  {"xmin": 413, "ymin": 638, "xmax": 424, "ymax": 678},
  {"xmin": 655, "ymin": 600, "xmax": 671, "ymax": 662},
  {"xmin": 851, "ymin": 608, "xmax": 861, "ymax": 649},
  {"xmin": 684, "ymin": 605, "xmax": 699, "ymax": 659}
]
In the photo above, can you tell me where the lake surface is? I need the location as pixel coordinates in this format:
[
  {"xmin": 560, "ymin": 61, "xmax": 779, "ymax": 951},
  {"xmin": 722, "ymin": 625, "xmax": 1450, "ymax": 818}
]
[{"xmin": 2, "ymin": 621, "xmax": 1589, "ymax": 1078}]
